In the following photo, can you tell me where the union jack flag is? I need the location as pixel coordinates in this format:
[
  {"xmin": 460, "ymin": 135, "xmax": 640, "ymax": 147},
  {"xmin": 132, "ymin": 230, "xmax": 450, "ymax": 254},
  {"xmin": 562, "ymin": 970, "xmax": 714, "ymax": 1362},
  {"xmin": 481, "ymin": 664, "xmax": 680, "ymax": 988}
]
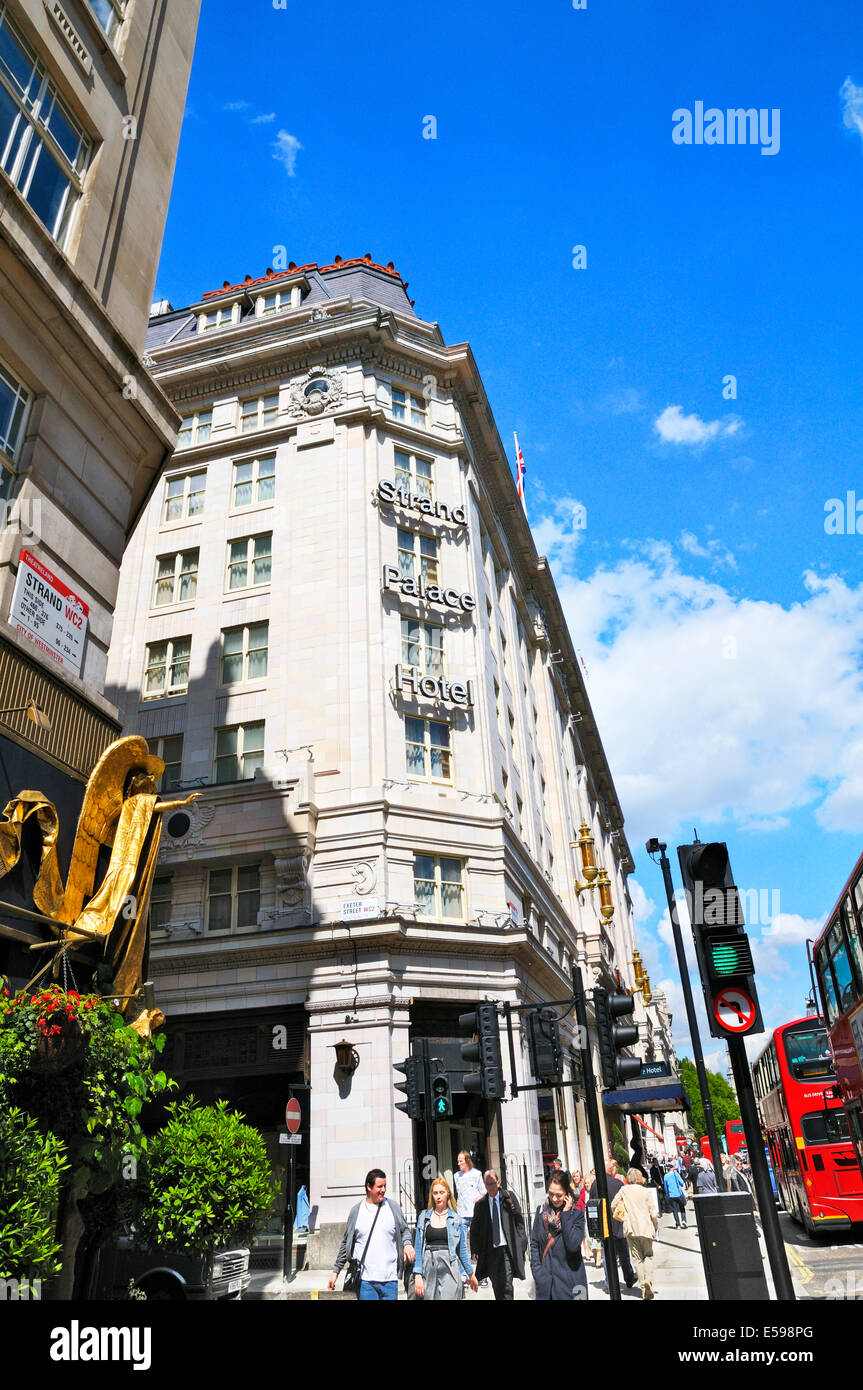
[{"xmin": 514, "ymin": 433, "xmax": 527, "ymax": 515}]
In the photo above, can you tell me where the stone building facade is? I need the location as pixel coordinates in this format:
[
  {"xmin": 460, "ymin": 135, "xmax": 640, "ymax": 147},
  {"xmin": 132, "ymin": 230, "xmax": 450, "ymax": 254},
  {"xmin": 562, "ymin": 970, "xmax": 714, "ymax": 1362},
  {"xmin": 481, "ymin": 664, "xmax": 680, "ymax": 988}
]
[
  {"xmin": 0, "ymin": 0, "xmax": 201, "ymax": 974},
  {"xmin": 105, "ymin": 255, "xmax": 679, "ymax": 1263}
]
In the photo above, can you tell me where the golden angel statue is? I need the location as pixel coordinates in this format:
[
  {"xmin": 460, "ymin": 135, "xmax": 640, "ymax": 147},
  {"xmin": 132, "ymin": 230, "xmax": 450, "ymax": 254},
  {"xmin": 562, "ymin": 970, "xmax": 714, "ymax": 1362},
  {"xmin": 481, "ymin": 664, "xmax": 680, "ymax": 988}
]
[{"xmin": 0, "ymin": 736, "xmax": 199, "ymax": 1036}]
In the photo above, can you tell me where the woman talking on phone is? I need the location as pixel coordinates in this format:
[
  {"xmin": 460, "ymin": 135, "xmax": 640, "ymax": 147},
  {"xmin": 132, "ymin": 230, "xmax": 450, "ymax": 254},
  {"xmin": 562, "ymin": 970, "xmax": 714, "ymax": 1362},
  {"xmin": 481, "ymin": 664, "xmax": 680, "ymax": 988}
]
[{"xmin": 529, "ymin": 1170, "xmax": 589, "ymax": 1301}]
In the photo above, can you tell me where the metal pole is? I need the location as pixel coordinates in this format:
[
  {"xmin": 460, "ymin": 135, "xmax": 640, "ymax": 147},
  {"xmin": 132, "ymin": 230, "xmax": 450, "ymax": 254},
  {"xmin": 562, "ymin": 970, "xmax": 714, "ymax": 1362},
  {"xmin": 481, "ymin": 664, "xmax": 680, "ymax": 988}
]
[
  {"xmin": 726, "ymin": 1036, "xmax": 795, "ymax": 1301},
  {"xmin": 656, "ymin": 844, "xmax": 726, "ymax": 1189},
  {"xmin": 573, "ymin": 965, "xmax": 620, "ymax": 1301},
  {"xmin": 421, "ymin": 1038, "xmax": 433, "ymax": 1210}
]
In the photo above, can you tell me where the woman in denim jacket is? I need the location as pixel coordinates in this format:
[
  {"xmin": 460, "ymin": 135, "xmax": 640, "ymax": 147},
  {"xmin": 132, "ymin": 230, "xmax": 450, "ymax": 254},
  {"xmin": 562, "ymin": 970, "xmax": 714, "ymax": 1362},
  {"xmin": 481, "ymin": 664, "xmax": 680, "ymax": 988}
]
[{"xmin": 414, "ymin": 1177, "xmax": 478, "ymax": 1300}]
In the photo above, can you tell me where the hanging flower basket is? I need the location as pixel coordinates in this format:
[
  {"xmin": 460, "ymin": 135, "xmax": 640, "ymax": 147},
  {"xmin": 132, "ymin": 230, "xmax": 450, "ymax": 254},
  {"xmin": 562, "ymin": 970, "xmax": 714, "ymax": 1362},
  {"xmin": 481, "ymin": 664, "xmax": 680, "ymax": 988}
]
[{"xmin": 31, "ymin": 1017, "xmax": 85, "ymax": 1074}]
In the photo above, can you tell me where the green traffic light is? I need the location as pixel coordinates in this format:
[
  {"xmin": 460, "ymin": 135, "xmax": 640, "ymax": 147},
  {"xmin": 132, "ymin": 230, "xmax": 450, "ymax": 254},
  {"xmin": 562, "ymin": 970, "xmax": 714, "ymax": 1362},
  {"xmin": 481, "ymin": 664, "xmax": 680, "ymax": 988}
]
[
  {"xmin": 435, "ymin": 1098, "xmax": 447, "ymax": 1115},
  {"xmin": 712, "ymin": 943, "xmax": 742, "ymax": 975}
]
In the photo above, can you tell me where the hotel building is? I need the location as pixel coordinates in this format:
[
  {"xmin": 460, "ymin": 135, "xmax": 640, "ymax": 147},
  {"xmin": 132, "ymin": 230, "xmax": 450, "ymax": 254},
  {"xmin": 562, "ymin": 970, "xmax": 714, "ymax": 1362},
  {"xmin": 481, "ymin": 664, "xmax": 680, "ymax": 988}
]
[{"xmin": 105, "ymin": 255, "xmax": 682, "ymax": 1265}]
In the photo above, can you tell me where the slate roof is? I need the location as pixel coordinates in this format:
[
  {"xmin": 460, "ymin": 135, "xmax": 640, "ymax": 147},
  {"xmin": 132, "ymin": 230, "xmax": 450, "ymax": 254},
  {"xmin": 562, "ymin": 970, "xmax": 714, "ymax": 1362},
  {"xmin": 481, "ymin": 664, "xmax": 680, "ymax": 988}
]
[{"xmin": 147, "ymin": 255, "xmax": 417, "ymax": 349}]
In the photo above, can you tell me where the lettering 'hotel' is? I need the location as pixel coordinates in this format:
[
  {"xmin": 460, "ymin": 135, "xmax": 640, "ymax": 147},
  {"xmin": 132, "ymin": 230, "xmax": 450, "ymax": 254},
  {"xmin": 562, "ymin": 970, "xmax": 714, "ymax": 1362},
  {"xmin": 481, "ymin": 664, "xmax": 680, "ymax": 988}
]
[{"xmin": 106, "ymin": 255, "xmax": 681, "ymax": 1267}]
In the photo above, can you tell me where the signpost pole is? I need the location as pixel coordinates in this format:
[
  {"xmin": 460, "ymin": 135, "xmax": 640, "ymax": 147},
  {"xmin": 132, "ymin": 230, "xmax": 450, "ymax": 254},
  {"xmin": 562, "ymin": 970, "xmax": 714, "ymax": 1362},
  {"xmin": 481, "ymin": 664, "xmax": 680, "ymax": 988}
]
[
  {"xmin": 726, "ymin": 1035, "xmax": 795, "ymax": 1301},
  {"xmin": 282, "ymin": 1094, "xmax": 302, "ymax": 1282}
]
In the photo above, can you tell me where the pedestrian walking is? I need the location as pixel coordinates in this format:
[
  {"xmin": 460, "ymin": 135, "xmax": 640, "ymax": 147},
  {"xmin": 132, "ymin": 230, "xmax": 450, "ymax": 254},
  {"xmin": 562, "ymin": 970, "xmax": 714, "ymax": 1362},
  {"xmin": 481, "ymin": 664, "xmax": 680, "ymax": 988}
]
[
  {"xmin": 663, "ymin": 1163, "xmax": 688, "ymax": 1228},
  {"xmin": 453, "ymin": 1150, "xmax": 485, "ymax": 1242},
  {"xmin": 530, "ymin": 1170, "xmax": 589, "ymax": 1301},
  {"xmin": 469, "ymin": 1169, "xmax": 526, "ymax": 1301},
  {"xmin": 589, "ymin": 1161, "xmax": 637, "ymax": 1291},
  {"xmin": 583, "ymin": 1168, "xmax": 602, "ymax": 1266},
  {"xmin": 413, "ymin": 1177, "xmax": 477, "ymax": 1300},
  {"xmin": 611, "ymin": 1168, "xmax": 661, "ymax": 1300},
  {"xmin": 328, "ymin": 1168, "xmax": 415, "ymax": 1300},
  {"xmin": 695, "ymin": 1158, "xmax": 718, "ymax": 1195}
]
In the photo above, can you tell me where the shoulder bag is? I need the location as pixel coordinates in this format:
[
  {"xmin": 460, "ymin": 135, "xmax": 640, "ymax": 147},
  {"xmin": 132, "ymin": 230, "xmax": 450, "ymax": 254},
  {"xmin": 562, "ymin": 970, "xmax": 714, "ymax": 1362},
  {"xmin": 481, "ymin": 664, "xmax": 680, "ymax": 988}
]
[{"xmin": 343, "ymin": 1199, "xmax": 383, "ymax": 1298}]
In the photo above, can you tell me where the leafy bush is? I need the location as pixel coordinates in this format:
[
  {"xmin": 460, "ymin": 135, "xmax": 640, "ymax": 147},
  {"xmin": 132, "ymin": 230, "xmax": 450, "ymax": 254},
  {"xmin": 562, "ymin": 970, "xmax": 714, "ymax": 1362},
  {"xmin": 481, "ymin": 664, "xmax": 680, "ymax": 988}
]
[
  {"xmin": 0, "ymin": 1106, "xmax": 68, "ymax": 1283},
  {"xmin": 134, "ymin": 1099, "xmax": 275, "ymax": 1252},
  {"xmin": 0, "ymin": 986, "xmax": 173, "ymax": 1194}
]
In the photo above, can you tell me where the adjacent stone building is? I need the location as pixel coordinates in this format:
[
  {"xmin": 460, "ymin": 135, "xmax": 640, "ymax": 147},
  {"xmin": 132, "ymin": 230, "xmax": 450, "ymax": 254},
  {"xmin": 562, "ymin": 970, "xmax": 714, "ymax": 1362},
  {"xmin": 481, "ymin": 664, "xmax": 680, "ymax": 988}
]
[
  {"xmin": 0, "ymin": 0, "xmax": 200, "ymax": 970},
  {"xmin": 105, "ymin": 255, "xmax": 681, "ymax": 1265}
]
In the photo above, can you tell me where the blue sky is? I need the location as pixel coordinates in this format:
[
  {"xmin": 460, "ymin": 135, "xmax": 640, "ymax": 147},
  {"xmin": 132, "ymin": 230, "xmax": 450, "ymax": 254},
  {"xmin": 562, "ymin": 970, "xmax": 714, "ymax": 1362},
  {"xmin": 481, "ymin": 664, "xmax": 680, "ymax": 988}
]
[{"xmin": 156, "ymin": 0, "xmax": 863, "ymax": 1067}]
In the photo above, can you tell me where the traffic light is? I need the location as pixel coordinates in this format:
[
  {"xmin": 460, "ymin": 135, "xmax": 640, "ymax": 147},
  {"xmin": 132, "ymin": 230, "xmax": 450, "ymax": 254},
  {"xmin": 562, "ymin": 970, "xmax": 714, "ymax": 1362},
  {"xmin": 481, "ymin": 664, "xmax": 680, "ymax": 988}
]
[
  {"xmin": 431, "ymin": 1072, "xmax": 452, "ymax": 1119},
  {"xmin": 526, "ymin": 1008, "xmax": 563, "ymax": 1083},
  {"xmin": 394, "ymin": 1055, "xmax": 422, "ymax": 1120},
  {"xmin": 459, "ymin": 1002, "xmax": 505, "ymax": 1100},
  {"xmin": 594, "ymin": 988, "xmax": 642, "ymax": 1089},
  {"xmin": 677, "ymin": 840, "xmax": 763, "ymax": 1040}
]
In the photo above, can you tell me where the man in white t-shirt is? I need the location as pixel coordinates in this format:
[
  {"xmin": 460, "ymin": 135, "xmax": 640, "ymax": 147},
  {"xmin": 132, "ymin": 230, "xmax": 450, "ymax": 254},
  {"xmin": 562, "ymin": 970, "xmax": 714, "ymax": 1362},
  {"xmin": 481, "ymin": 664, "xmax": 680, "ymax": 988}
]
[
  {"xmin": 329, "ymin": 1170, "xmax": 415, "ymax": 1300},
  {"xmin": 454, "ymin": 1151, "xmax": 486, "ymax": 1237}
]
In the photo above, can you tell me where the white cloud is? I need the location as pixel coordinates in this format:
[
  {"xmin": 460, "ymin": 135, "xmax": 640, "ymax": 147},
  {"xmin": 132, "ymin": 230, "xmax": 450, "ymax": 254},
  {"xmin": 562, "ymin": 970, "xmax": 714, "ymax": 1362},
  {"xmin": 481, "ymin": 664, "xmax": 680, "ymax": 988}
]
[
  {"xmin": 272, "ymin": 130, "xmax": 302, "ymax": 176},
  {"xmin": 841, "ymin": 77, "xmax": 863, "ymax": 145},
  {"xmin": 224, "ymin": 100, "xmax": 250, "ymax": 112},
  {"xmin": 629, "ymin": 876, "xmax": 656, "ymax": 924},
  {"xmin": 679, "ymin": 530, "xmax": 737, "ymax": 571},
  {"xmin": 752, "ymin": 912, "xmax": 824, "ymax": 980},
  {"xmin": 252, "ymin": 112, "xmax": 277, "ymax": 124},
  {"xmin": 547, "ymin": 546, "xmax": 863, "ymax": 842},
  {"xmin": 654, "ymin": 405, "xmax": 742, "ymax": 446},
  {"xmin": 530, "ymin": 496, "xmax": 587, "ymax": 571}
]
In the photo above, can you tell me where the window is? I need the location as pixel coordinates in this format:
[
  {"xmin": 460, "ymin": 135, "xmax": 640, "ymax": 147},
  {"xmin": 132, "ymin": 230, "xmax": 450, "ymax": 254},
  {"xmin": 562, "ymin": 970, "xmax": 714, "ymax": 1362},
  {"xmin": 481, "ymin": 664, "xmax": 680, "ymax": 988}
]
[
  {"xmin": 800, "ymin": 1110, "xmax": 851, "ymax": 1146},
  {"xmin": 153, "ymin": 549, "xmax": 198, "ymax": 607},
  {"xmin": 401, "ymin": 617, "xmax": 444, "ymax": 675},
  {"xmin": 406, "ymin": 717, "xmax": 452, "ymax": 783},
  {"xmin": 232, "ymin": 454, "xmax": 275, "ymax": 508},
  {"xmin": 148, "ymin": 735, "xmax": 183, "ymax": 791},
  {"xmin": 143, "ymin": 636, "xmax": 190, "ymax": 699},
  {"xmin": 826, "ymin": 919, "xmax": 860, "ymax": 1013},
  {"xmin": 397, "ymin": 529, "xmax": 438, "ymax": 584},
  {"xmin": 413, "ymin": 854, "xmax": 464, "ymax": 920},
  {"xmin": 784, "ymin": 1028, "xmax": 834, "ymax": 1081},
  {"xmin": 394, "ymin": 449, "xmax": 433, "ymax": 499},
  {"xmin": 87, "ymin": 0, "xmax": 126, "ymax": 37},
  {"xmin": 200, "ymin": 305, "xmax": 236, "ymax": 332},
  {"xmin": 0, "ymin": 10, "xmax": 89, "ymax": 244},
  {"xmin": 240, "ymin": 393, "xmax": 278, "ymax": 432},
  {"xmin": 163, "ymin": 471, "xmax": 205, "ymax": 524},
  {"xmin": 843, "ymin": 895, "xmax": 863, "ymax": 993},
  {"xmin": 257, "ymin": 288, "xmax": 294, "ymax": 315},
  {"xmin": 391, "ymin": 387, "xmax": 426, "ymax": 426},
  {"xmin": 150, "ymin": 874, "xmax": 172, "ymax": 934},
  {"xmin": 206, "ymin": 864, "xmax": 260, "ymax": 933},
  {"xmin": 227, "ymin": 533, "xmax": 271, "ymax": 590},
  {"xmin": 214, "ymin": 721, "xmax": 265, "ymax": 783},
  {"xmin": 0, "ymin": 357, "xmax": 29, "ymax": 462},
  {"xmin": 177, "ymin": 410, "xmax": 211, "ymax": 449},
  {"xmin": 221, "ymin": 622, "xmax": 268, "ymax": 684}
]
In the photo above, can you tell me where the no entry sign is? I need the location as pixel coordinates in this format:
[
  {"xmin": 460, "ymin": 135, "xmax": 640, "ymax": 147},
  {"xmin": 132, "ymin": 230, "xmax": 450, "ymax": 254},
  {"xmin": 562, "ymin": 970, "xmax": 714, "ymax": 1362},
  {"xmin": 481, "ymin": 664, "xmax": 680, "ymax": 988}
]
[
  {"xmin": 285, "ymin": 1098, "xmax": 301, "ymax": 1134},
  {"xmin": 713, "ymin": 986, "xmax": 757, "ymax": 1034}
]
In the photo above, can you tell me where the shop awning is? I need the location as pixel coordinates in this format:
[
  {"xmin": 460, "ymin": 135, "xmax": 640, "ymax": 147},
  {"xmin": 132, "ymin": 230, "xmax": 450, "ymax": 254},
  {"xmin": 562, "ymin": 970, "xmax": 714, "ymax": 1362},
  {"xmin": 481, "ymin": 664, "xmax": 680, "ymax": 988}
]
[{"xmin": 601, "ymin": 1079, "xmax": 689, "ymax": 1114}]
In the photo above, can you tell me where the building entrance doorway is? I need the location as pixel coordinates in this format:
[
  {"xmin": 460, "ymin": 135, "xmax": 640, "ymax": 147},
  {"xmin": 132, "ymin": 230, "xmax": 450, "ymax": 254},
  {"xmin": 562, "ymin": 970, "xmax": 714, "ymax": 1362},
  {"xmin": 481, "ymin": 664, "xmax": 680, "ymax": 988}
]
[{"xmin": 434, "ymin": 1118, "xmax": 486, "ymax": 1194}]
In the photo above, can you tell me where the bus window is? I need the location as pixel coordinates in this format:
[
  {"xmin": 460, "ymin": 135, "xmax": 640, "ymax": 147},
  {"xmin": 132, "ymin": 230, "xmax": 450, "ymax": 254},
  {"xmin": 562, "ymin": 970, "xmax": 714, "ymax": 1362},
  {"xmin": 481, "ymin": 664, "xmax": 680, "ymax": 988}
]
[
  {"xmin": 817, "ymin": 946, "xmax": 839, "ymax": 1026},
  {"xmin": 784, "ymin": 1028, "xmax": 834, "ymax": 1081},
  {"xmin": 854, "ymin": 874, "xmax": 863, "ymax": 918},
  {"xmin": 828, "ymin": 923, "xmax": 858, "ymax": 1013},
  {"xmin": 800, "ymin": 1109, "xmax": 851, "ymax": 1146},
  {"xmin": 843, "ymin": 895, "xmax": 863, "ymax": 995}
]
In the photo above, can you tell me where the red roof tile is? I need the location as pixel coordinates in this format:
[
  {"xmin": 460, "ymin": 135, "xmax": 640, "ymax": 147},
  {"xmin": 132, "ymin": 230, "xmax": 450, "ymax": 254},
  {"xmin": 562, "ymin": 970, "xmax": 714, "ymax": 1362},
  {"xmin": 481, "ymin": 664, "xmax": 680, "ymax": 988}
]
[{"xmin": 201, "ymin": 255, "xmax": 403, "ymax": 300}]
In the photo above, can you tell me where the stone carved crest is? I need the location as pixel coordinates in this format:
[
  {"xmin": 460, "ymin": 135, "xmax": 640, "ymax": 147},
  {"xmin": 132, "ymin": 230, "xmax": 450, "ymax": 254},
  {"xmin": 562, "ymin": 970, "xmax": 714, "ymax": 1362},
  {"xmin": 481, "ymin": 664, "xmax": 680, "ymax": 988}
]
[
  {"xmin": 275, "ymin": 850, "xmax": 311, "ymax": 907},
  {"xmin": 351, "ymin": 860, "xmax": 377, "ymax": 895},
  {"xmin": 286, "ymin": 366, "xmax": 344, "ymax": 418},
  {"xmin": 159, "ymin": 798, "xmax": 216, "ymax": 859}
]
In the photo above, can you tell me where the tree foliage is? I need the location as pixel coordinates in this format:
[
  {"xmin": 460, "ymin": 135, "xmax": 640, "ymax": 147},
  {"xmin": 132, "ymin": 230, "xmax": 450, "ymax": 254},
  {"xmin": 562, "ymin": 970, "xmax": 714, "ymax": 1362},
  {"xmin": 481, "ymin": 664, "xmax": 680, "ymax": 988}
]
[
  {"xmin": 0, "ymin": 1106, "xmax": 68, "ymax": 1283},
  {"xmin": 679, "ymin": 1057, "xmax": 741, "ymax": 1136},
  {"xmin": 134, "ymin": 1099, "xmax": 276, "ymax": 1252}
]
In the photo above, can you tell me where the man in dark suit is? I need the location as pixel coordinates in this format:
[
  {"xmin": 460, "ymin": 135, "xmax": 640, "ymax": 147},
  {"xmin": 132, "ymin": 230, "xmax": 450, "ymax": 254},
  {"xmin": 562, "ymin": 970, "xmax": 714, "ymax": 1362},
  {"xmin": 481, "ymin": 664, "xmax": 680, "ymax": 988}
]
[
  {"xmin": 589, "ymin": 1160, "xmax": 637, "ymax": 1290},
  {"xmin": 470, "ymin": 1169, "xmax": 526, "ymax": 1300}
]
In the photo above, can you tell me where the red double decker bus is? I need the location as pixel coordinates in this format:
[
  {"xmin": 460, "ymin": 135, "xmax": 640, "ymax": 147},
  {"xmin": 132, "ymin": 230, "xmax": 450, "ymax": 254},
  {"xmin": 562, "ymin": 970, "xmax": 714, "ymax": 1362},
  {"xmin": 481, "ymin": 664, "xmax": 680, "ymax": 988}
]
[
  {"xmin": 726, "ymin": 1120, "xmax": 745, "ymax": 1157},
  {"xmin": 753, "ymin": 1016, "xmax": 863, "ymax": 1233},
  {"xmin": 813, "ymin": 850, "xmax": 863, "ymax": 1175}
]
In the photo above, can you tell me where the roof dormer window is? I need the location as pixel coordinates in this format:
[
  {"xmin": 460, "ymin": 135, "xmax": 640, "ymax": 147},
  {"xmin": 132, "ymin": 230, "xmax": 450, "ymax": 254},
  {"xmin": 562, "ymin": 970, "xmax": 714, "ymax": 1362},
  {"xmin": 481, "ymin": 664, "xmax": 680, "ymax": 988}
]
[
  {"xmin": 257, "ymin": 286, "xmax": 298, "ymax": 316},
  {"xmin": 199, "ymin": 304, "xmax": 239, "ymax": 333}
]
